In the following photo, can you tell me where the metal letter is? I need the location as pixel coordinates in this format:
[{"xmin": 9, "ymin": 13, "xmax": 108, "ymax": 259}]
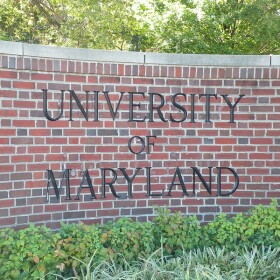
[
  {"xmin": 167, "ymin": 167, "xmax": 188, "ymax": 196},
  {"xmin": 221, "ymin": 94, "xmax": 245, "ymax": 123},
  {"xmin": 101, "ymin": 168, "xmax": 120, "ymax": 198},
  {"xmin": 69, "ymin": 90, "xmax": 89, "ymax": 121},
  {"xmin": 128, "ymin": 92, "xmax": 147, "ymax": 122},
  {"xmin": 104, "ymin": 91, "xmax": 125, "ymax": 120},
  {"xmin": 146, "ymin": 167, "xmax": 164, "ymax": 197},
  {"xmin": 170, "ymin": 93, "xmax": 187, "ymax": 122},
  {"xmin": 75, "ymin": 169, "xmax": 96, "ymax": 200},
  {"xmin": 42, "ymin": 89, "xmax": 64, "ymax": 121},
  {"xmin": 217, "ymin": 167, "xmax": 239, "ymax": 196},
  {"xmin": 94, "ymin": 91, "xmax": 100, "ymax": 121},
  {"xmin": 192, "ymin": 167, "xmax": 212, "ymax": 195},
  {"xmin": 199, "ymin": 94, "xmax": 217, "ymax": 122},
  {"xmin": 148, "ymin": 93, "xmax": 168, "ymax": 122},
  {"xmin": 128, "ymin": 136, "xmax": 145, "ymax": 154},
  {"xmin": 190, "ymin": 94, "xmax": 196, "ymax": 123},
  {"xmin": 146, "ymin": 135, "xmax": 157, "ymax": 154},
  {"xmin": 119, "ymin": 168, "xmax": 141, "ymax": 198},
  {"xmin": 45, "ymin": 169, "xmax": 72, "ymax": 201}
]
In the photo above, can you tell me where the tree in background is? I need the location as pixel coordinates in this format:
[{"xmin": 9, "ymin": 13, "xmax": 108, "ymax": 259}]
[
  {"xmin": 132, "ymin": 0, "xmax": 199, "ymax": 53},
  {"xmin": 0, "ymin": 0, "xmax": 198, "ymax": 52},
  {"xmin": 196, "ymin": 0, "xmax": 280, "ymax": 54},
  {"xmin": 0, "ymin": 0, "xmax": 142, "ymax": 50},
  {"xmin": 0, "ymin": 0, "xmax": 279, "ymax": 54}
]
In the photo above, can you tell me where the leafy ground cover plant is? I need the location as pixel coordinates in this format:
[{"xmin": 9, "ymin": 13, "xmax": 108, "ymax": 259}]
[
  {"xmin": 202, "ymin": 199, "xmax": 280, "ymax": 250},
  {"xmin": 0, "ymin": 225, "xmax": 57, "ymax": 279},
  {"xmin": 51, "ymin": 223, "xmax": 107, "ymax": 278},
  {"xmin": 153, "ymin": 208, "xmax": 201, "ymax": 256},
  {"xmin": 0, "ymin": 200, "xmax": 279, "ymax": 279},
  {"xmin": 51, "ymin": 246, "xmax": 280, "ymax": 280},
  {"xmin": 99, "ymin": 218, "xmax": 156, "ymax": 262}
]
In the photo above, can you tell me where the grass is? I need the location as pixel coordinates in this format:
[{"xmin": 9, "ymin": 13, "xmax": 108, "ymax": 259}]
[{"xmin": 48, "ymin": 246, "xmax": 280, "ymax": 280}]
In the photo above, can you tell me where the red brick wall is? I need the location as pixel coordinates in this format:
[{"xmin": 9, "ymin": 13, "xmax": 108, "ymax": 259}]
[{"xmin": 0, "ymin": 42, "xmax": 280, "ymax": 229}]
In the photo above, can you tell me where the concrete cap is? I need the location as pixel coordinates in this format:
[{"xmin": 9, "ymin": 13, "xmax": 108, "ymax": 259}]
[
  {"xmin": 271, "ymin": 55, "xmax": 280, "ymax": 66},
  {"xmin": 144, "ymin": 53, "xmax": 271, "ymax": 67},
  {"xmin": 0, "ymin": 40, "xmax": 277, "ymax": 66},
  {"xmin": 22, "ymin": 42, "xmax": 145, "ymax": 63},
  {"xmin": 0, "ymin": 41, "xmax": 23, "ymax": 56}
]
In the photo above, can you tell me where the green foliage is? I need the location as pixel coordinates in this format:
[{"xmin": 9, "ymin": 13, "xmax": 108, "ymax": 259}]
[
  {"xmin": 0, "ymin": 225, "xmax": 57, "ymax": 279},
  {"xmin": 0, "ymin": 201, "xmax": 280, "ymax": 279},
  {"xmin": 153, "ymin": 208, "xmax": 201, "ymax": 255},
  {"xmin": 202, "ymin": 199, "xmax": 280, "ymax": 250},
  {"xmin": 2, "ymin": 0, "xmax": 278, "ymax": 54},
  {"xmin": 57, "ymin": 246, "xmax": 280, "ymax": 280},
  {"xmin": 0, "ymin": 0, "xmax": 60, "ymax": 44},
  {"xmin": 196, "ymin": 0, "xmax": 280, "ymax": 54},
  {"xmin": 100, "ymin": 218, "xmax": 155, "ymax": 262},
  {"xmin": 52, "ymin": 222, "xmax": 107, "ymax": 277}
]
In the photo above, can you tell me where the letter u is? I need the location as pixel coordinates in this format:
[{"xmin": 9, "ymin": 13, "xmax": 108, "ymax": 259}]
[{"xmin": 42, "ymin": 89, "xmax": 64, "ymax": 121}]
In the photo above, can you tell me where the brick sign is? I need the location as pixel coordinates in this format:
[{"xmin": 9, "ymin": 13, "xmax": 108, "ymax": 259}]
[{"xmin": 0, "ymin": 41, "xmax": 279, "ymax": 229}]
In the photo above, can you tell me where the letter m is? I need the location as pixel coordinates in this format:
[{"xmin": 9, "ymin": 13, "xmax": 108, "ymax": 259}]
[{"xmin": 45, "ymin": 169, "xmax": 71, "ymax": 201}]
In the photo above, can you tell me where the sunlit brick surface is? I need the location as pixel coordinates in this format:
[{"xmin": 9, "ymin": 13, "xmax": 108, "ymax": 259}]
[{"xmin": 0, "ymin": 44, "xmax": 279, "ymax": 229}]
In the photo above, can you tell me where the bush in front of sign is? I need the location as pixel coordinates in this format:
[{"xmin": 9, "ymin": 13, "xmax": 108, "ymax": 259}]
[
  {"xmin": 0, "ymin": 200, "xmax": 280, "ymax": 279},
  {"xmin": 99, "ymin": 217, "xmax": 156, "ymax": 262},
  {"xmin": 153, "ymin": 208, "xmax": 201, "ymax": 256},
  {"xmin": 0, "ymin": 225, "xmax": 57, "ymax": 279},
  {"xmin": 202, "ymin": 199, "xmax": 280, "ymax": 250},
  {"xmin": 51, "ymin": 222, "xmax": 107, "ymax": 278}
]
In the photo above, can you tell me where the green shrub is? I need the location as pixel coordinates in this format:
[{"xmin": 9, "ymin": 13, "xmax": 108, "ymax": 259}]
[
  {"xmin": 100, "ymin": 218, "xmax": 155, "ymax": 262},
  {"xmin": 0, "ymin": 200, "xmax": 279, "ymax": 279},
  {"xmin": 202, "ymin": 199, "xmax": 280, "ymax": 250},
  {"xmin": 245, "ymin": 199, "xmax": 280, "ymax": 247},
  {"xmin": 52, "ymin": 223, "xmax": 107, "ymax": 277},
  {"xmin": 153, "ymin": 208, "xmax": 201, "ymax": 256},
  {"xmin": 0, "ymin": 225, "xmax": 57, "ymax": 279}
]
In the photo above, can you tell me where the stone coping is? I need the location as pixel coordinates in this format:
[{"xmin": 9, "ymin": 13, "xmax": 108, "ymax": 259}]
[{"xmin": 0, "ymin": 40, "xmax": 279, "ymax": 66}]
